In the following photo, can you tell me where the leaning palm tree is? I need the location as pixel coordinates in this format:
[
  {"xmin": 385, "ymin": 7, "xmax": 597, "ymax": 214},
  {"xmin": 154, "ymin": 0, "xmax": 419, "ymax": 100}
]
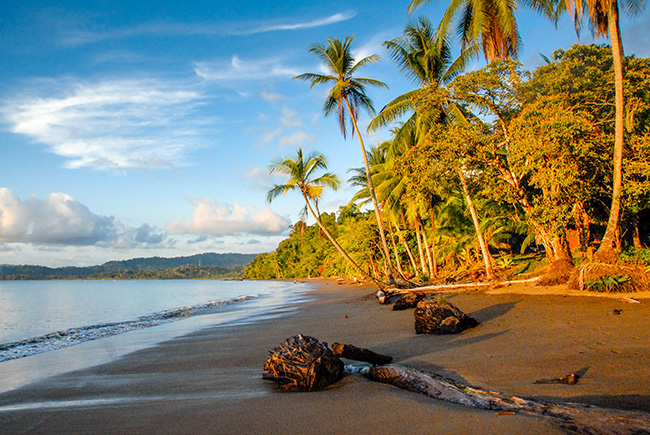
[
  {"xmin": 294, "ymin": 36, "xmax": 397, "ymax": 285},
  {"xmin": 267, "ymin": 148, "xmax": 378, "ymax": 285}
]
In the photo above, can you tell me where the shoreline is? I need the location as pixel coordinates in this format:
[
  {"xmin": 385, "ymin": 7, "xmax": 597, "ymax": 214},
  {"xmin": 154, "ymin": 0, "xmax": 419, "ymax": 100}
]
[{"xmin": 1, "ymin": 279, "xmax": 649, "ymax": 433}]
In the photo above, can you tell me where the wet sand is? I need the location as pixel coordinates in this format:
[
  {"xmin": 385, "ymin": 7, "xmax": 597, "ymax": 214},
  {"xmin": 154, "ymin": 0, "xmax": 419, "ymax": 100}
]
[{"xmin": 1, "ymin": 279, "xmax": 649, "ymax": 434}]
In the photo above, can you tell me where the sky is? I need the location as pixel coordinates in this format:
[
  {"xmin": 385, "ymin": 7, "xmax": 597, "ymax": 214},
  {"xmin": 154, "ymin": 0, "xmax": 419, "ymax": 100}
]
[{"xmin": 1, "ymin": 0, "xmax": 648, "ymax": 267}]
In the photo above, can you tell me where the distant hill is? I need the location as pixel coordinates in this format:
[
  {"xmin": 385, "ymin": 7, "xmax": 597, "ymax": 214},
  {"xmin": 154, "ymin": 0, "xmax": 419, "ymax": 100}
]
[{"xmin": 0, "ymin": 252, "xmax": 258, "ymax": 280}]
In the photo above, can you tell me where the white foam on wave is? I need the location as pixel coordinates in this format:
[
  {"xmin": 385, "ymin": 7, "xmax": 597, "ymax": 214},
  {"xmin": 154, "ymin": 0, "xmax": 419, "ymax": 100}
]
[{"xmin": 0, "ymin": 294, "xmax": 259, "ymax": 363}]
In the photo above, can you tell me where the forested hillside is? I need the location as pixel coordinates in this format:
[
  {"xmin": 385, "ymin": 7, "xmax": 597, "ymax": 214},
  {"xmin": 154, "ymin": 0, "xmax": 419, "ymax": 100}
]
[{"xmin": 0, "ymin": 252, "xmax": 256, "ymax": 280}]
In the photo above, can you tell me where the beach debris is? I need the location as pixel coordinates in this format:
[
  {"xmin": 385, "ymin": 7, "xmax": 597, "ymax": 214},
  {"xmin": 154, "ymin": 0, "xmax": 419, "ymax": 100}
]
[
  {"xmin": 263, "ymin": 334, "xmax": 343, "ymax": 391},
  {"xmin": 354, "ymin": 363, "xmax": 650, "ymax": 434},
  {"xmin": 331, "ymin": 342, "xmax": 393, "ymax": 365},
  {"xmin": 622, "ymin": 297, "xmax": 640, "ymax": 303},
  {"xmin": 414, "ymin": 300, "xmax": 479, "ymax": 334},
  {"xmin": 609, "ymin": 309, "xmax": 623, "ymax": 316},
  {"xmin": 392, "ymin": 292, "xmax": 424, "ymax": 311},
  {"xmin": 534, "ymin": 373, "xmax": 581, "ymax": 385}
]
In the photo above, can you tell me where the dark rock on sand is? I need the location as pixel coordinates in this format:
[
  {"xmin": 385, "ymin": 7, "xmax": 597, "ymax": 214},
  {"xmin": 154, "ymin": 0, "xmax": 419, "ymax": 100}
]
[{"xmin": 414, "ymin": 301, "xmax": 479, "ymax": 334}]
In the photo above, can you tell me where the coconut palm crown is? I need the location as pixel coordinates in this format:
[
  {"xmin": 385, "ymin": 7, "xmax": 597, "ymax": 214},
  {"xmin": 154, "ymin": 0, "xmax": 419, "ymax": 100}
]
[{"xmin": 293, "ymin": 36, "xmax": 388, "ymax": 139}]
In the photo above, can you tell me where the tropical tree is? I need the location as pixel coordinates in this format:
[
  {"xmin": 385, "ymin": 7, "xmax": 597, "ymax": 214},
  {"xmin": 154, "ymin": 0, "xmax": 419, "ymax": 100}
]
[
  {"xmin": 267, "ymin": 148, "xmax": 377, "ymax": 284},
  {"xmin": 407, "ymin": 0, "xmax": 529, "ymax": 61},
  {"xmin": 294, "ymin": 36, "xmax": 397, "ymax": 285},
  {"xmin": 554, "ymin": 0, "xmax": 645, "ymax": 261},
  {"xmin": 368, "ymin": 16, "xmax": 468, "ymax": 143}
]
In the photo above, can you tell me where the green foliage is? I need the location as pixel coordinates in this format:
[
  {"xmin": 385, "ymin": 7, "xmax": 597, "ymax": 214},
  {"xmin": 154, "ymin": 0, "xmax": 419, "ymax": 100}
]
[
  {"xmin": 585, "ymin": 274, "xmax": 631, "ymax": 292},
  {"xmin": 618, "ymin": 247, "xmax": 650, "ymax": 265},
  {"xmin": 0, "ymin": 253, "xmax": 253, "ymax": 280}
]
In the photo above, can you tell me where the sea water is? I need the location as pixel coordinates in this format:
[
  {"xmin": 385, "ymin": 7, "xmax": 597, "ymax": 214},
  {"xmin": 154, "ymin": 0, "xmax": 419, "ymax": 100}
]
[
  {"xmin": 0, "ymin": 279, "xmax": 305, "ymax": 363},
  {"xmin": 0, "ymin": 279, "xmax": 311, "ymax": 393}
]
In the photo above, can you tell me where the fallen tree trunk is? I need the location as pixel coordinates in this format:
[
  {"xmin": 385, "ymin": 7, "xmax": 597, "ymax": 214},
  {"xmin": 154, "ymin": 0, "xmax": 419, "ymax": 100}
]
[
  {"xmin": 331, "ymin": 342, "xmax": 393, "ymax": 365},
  {"xmin": 352, "ymin": 364, "xmax": 650, "ymax": 435},
  {"xmin": 393, "ymin": 276, "xmax": 543, "ymax": 295}
]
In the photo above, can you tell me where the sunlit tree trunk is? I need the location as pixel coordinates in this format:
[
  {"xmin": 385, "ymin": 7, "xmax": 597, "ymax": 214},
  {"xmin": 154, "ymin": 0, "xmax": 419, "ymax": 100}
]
[
  {"xmin": 396, "ymin": 221, "xmax": 419, "ymax": 275},
  {"xmin": 301, "ymin": 192, "xmax": 379, "ymax": 285},
  {"xmin": 415, "ymin": 222, "xmax": 429, "ymax": 275},
  {"xmin": 430, "ymin": 210, "xmax": 439, "ymax": 277},
  {"xmin": 458, "ymin": 169, "xmax": 496, "ymax": 280},
  {"xmin": 387, "ymin": 216, "xmax": 405, "ymax": 276},
  {"xmin": 595, "ymin": 0, "xmax": 625, "ymax": 262},
  {"xmin": 345, "ymin": 96, "xmax": 397, "ymax": 285}
]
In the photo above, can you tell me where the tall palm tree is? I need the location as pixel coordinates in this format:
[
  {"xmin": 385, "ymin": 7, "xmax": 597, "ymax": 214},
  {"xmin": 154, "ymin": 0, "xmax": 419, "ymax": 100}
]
[
  {"xmin": 368, "ymin": 17, "xmax": 470, "ymax": 144},
  {"xmin": 294, "ymin": 36, "xmax": 397, "ymax": 285},
  {"xmin": 556, "ymin": 0, "xmax": 643, "ymax": 261},
  {"xmin": 267, "ymin": 148, "xmax": 378, "ymax": 285},
  {"xmin": 407, "ymin": 0, "xmax": 529, "ymax": 61}
]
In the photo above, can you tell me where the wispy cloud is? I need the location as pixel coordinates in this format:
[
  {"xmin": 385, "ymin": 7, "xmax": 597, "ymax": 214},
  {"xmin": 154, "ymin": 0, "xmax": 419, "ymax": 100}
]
[
  {"xmin": 0, "ymin": 188, "xmax": 168, "ymax": 247},
  {"xmin": 261, "ymin": 91, "xmax": 288, "ymax": 102},
  {"xmin": 58, "ymin": 11, "xmax": 357, "ymax": 45},
  {"xmin": 3, "ymin": 78, "xmax": 206, "ymax": 171},
  {"xmin": 166, "ymin": 197, "xmax": 290, "ymax": 236},
  {"xmin": 195, "ymin": 56, "xmax": 300, "ymax": 82},
  {"xmin": 279, "ymin": 132, "xmax": 314, "ymax": 148}
]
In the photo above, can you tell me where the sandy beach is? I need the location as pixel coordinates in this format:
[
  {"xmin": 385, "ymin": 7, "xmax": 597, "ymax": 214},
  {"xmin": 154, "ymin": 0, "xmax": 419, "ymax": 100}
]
[{"xmin": 1, "ymin": 279, "xmax": 649, "ymax": 434}]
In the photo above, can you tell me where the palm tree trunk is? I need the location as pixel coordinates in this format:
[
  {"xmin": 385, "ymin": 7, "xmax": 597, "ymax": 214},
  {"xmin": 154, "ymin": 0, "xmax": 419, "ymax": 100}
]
[
  {"xmin": 415, "ymin": 222, "xmax": 429, "ymax": 275},
  {"xmin": 301, "ymin": 193, "xmax": 380, "ymax": 286},
  {"xmin": 344, "ymin": 96, "xmax": 396, "ymax": 285},
  {"xmin": 387, "ymin": 216, "xmax": 405, "ymax": 276},
  {"xmin": 595, "ymin": 1, "xmax": 624, "ymax": 263},
  {"xmin": 458, "ymin": 168, "xmax": 496, "ymax": 280},
  {"xmin": 397, "ymin": 221, "xmax": 419, "ymax": 275},
  {"xmin": 421, "ymin": 220, "xmax": 435, "ymax": 276},
  {"xmin": 430, "ymin": 210, "xmax": 439, "ymax": 277}
]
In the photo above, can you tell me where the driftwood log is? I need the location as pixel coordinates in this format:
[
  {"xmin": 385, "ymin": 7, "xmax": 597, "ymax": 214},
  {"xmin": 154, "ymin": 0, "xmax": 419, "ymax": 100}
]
[
  {"xmin": 356, "ymin": 364, "xmax": 650, "ymax": 435},
  {"xmin": 263, "ymin": 334, "xmax": 343, "ymax": 391},
  {"xmin": 331, "ymin": 342, "xmax": 393, "ymax": 365},
  {"xmin": 414, "ymin": 300, "xmax": 479, "ymax": 334}
]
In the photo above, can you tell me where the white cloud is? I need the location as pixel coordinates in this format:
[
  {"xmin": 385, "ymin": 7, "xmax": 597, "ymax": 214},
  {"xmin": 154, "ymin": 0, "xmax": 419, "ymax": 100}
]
[
  {"xmin": 279, "ymin": 132, "xmax": 314, "ymax": 148},
  {"xmin": 57, "ymin": 11, "xmax": 358, "ymax": 45},
  {"xmin": 166, "ymin": 197, "xmax": 290, "ymax": 236},
  {"xmin": 194, "ymin": 56, "xmax": 301, "ymax": 82},
  {"xmin": 3, "ymin": 79, "xmax": 205, "ymax": 171},
  {"xmin": 260, "ymin": 128, "xmax": 283, "ymax": 145},
  {"xmin": 280, "ymin": 107, "xmax": 302, "ymax": 127},
  {"xmin": 0, "ymin": 188, "xmax": 167, "ymax": 247},
  {"xmin": 261, "ymin": 91, "xmax": 288, "ymax": 102}
]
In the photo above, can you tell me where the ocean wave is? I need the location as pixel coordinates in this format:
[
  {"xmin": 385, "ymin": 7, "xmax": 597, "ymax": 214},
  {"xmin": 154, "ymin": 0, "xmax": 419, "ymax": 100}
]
[{"xmin": 0, "ymin": 294, "xmax": 259, "ymax": 363}]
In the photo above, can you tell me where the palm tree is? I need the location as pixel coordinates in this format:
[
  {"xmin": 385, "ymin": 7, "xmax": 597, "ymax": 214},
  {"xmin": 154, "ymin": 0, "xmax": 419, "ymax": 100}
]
[
  {"xmin": 368, "ymin": 17, "xmax": 470, "ymax": 144},
  {"xmin": 267, "ymin": 148, "xmax": 378, "ymax": 285},
  {"xmin": 294, "ymin": 36, "xmax": 397, "ymax": 285},
  {"xmin": 556, "ymin": 0, "xmax": 643, "ymax": 261},
  {"xmin": 410, "ymin": 0, "xmax": 645, "ymax": 262},
  {"xmin": 407, "ymin": 0, "xmax": 528, "ymax": 61}
]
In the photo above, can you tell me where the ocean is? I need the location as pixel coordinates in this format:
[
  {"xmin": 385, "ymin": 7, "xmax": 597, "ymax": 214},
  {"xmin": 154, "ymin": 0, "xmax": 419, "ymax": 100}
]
[{"xmin": 0, "ymin": 279, "xmax": 310, "ymax": 392}]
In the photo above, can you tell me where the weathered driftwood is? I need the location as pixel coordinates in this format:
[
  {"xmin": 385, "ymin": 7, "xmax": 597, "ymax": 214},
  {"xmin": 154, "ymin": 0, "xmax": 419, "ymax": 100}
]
[
  {"xmin": 393, "ymin": 276, "xmax": 542, "ymax": 294},
  {"xmin": 331, "ymin": 342, "xmax": 393, "ymax": 365},
  {"xmin": 392, "ymin": 292, "xmax": 424, "ymax": 311},
  {"xmin": 414, "ymin": 301, "xmax": 479, "ymax": 334},
  {"xmin": 534, "ymin": 373, "xmax": 580, "ymax": 385},
  {"xmin": 355, "ymin": 364, "xmax": 650, "ymax": 435},
  {"xmin": 263, "ymin": 334, "xmax": 343, "ymax": 391}
]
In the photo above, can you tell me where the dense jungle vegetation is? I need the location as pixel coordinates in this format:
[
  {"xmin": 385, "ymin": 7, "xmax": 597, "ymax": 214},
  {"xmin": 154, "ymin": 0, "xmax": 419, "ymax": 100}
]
[{"xmin": 245, "ymin": 43, "xmax": 650, "ymax": 282}]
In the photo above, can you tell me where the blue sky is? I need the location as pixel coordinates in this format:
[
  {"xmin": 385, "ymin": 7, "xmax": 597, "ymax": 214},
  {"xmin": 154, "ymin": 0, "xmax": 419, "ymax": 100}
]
[{"xmin": 1, "ymin": 0, "xmax": 648, "ymax": 267}]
